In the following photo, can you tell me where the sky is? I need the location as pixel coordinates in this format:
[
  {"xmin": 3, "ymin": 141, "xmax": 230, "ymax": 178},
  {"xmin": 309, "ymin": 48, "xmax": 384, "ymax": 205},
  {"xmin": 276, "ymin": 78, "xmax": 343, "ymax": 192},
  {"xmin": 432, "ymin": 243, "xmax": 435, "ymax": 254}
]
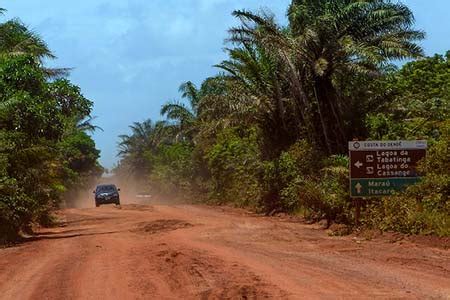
[{"xmin": 3, "ymin": 0, "xmax": 450, "ymax": 169}]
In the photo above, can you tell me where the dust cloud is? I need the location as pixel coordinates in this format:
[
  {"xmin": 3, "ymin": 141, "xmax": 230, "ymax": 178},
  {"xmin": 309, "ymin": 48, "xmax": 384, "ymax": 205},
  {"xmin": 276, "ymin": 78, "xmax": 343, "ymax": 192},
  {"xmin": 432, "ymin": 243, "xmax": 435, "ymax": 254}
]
[{"xmin": 61, "ymin": 173, "xmax": 184, "ymax": 209}]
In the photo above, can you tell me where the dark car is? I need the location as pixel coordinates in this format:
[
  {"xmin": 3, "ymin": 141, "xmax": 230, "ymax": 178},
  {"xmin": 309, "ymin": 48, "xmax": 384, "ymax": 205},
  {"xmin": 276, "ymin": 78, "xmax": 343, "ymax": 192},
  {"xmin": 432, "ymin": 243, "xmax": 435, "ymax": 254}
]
[{"xmin": 94, "ymin": 184, "xmax": 120, "ymax": 207}]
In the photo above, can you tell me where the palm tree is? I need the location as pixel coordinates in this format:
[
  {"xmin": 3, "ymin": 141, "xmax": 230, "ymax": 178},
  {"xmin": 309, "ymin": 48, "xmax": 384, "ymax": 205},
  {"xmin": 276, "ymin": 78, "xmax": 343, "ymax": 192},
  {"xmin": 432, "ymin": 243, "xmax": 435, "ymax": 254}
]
[
  {"xmin": 0, "ymin": 12, "xmax": 69, "ymax": 78},
  {"xmin": 76, "ymin": 116, "xmax": 103, "ymax": 133},
  {"xmin": 117, "ymin": 119, "xmax": 173, "ymax": 177},
  {"xmin": 228, "ymin": 0, "xmax": 424, "ymax": 154},
  {"xmin": 118, "ymin": 120, "xmax": 169, "ymax": 156},
  {"xmin": 196, "ymin": 75, "xmax": 253, "ymax": 127},
  {"xmin": 214, "ymin": 45, "xmax": 302, "ymax": 158},
  {"xmin": 0, "ymin": 19, "xmax": 54, "ymax": 60},
  {"xmin": 161, "ymin": 81, "xmax": 200, "ymax": 142}
]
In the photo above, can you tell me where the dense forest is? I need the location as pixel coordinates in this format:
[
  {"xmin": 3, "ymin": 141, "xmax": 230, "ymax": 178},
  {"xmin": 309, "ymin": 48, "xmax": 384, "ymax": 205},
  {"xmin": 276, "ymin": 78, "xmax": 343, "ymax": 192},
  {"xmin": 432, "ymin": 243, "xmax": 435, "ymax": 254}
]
[
  {"xmin": 116, "ymin": 1, "xmax": 449, "ymax": 236},
  {"xmin": 0, "ymin": 9, "xmax": 102, "ymax": 243}
]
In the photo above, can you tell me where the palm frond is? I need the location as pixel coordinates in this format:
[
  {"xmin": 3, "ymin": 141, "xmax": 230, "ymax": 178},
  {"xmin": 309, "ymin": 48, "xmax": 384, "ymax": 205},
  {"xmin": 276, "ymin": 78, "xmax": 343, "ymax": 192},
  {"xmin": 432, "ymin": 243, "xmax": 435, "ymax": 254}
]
[{"xmin": 0, "ymin": 19, "xmax": 55, "ymax": 60}]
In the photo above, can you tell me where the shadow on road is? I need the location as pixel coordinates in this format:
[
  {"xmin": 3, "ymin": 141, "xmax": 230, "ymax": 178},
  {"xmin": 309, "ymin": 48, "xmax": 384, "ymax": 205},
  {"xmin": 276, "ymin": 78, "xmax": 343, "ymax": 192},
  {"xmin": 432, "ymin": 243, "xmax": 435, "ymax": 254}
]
[{"xmin": 23, "ymin": 230, "xmax": 121, "ymax": 242}]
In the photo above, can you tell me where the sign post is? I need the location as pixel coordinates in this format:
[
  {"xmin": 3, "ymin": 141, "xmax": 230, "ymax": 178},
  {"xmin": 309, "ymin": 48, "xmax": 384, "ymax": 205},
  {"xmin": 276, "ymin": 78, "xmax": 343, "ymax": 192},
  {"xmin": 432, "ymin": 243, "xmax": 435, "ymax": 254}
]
[
  {"xmin": 349, "ymin": 140, "xmax": 427, "ymax": 198},
  {"xmin": 349, "ymin": 140, "xmax": 427, "ymax": 224}
]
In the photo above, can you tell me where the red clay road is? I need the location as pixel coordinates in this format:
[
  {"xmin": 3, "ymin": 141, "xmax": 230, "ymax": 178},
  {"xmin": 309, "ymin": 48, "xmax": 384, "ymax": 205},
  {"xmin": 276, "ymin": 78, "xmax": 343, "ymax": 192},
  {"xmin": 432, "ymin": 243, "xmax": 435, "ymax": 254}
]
[{"xmin": 0, "ymin": 202, "xmax": 449, "ymax": 299}]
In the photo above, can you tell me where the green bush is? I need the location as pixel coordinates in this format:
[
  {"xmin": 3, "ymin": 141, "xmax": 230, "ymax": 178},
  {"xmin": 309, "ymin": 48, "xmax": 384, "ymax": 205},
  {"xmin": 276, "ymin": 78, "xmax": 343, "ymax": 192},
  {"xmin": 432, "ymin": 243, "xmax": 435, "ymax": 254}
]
[
  {"xmin": 274, "ymin": 140, "xmax": 323, "ymax": 211},
  {"xmin": 294, "ymin": 156, "xmax": 352, "ymax": 225},
  {"xmin": 0, "ymin": 178, "xmax": 34, "ymax": 243},
  {"xmin": 148, "ymin": 143, "xmax": 196, "ymax": 196},
  {"xmin": 364, "ymin": 138, "xmax": 450, "ymax": 236},
  {"xmin": 206, "ymin": 127, "xmax": 263, "ymax": 208}
]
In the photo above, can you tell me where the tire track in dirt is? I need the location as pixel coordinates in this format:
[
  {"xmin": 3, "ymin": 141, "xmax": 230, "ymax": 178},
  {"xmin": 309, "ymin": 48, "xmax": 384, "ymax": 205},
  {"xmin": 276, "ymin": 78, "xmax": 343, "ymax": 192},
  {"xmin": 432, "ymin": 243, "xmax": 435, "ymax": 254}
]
[
  {"xmin": 127, "ymin": 216, "xmax": 287, "ymax": 299},
  {"xmin": 147, "ymin": 243, "xmax": 287, "ymax": 299}
]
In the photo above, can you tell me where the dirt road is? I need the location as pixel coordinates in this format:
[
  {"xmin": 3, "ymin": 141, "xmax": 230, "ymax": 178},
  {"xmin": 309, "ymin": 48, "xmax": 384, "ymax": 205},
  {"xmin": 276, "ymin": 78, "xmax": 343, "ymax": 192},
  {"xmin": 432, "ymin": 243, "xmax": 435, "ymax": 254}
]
[{"xmin": 0, "ymin": 201, "xmax": 449, "ymax": 299}]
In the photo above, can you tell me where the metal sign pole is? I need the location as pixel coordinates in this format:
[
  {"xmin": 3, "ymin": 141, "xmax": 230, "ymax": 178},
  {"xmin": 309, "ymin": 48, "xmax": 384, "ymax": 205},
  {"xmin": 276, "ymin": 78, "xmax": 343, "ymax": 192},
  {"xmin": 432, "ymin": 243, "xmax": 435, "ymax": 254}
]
[
  {"xmin": 355, "ymin": 198, "xmax": 361, "ymax": 226},
  {"xmin": 350, "ymin": 140, "xmax": 361, "ymax": 225}
]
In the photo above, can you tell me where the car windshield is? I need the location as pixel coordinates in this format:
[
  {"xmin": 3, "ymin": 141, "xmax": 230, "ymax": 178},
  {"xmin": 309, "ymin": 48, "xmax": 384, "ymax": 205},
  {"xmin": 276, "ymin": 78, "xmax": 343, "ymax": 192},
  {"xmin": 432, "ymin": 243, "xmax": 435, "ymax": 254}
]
[{"xmin": 96, "ymin": 185, "xmax": 116, "ymax": 193}]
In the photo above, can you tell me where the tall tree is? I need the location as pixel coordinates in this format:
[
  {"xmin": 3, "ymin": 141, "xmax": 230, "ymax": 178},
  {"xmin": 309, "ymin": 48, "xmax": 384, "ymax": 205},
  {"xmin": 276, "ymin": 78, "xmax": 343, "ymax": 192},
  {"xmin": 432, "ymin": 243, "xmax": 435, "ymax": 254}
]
[
  {"xmin": 0, "ymin": 19, "xmax": 53, "ymax": 60},
  {"xmin": 0, "ymin": 54, "xmax": 101, "ymax": 241},
  {"xmin": 117, "ymin": 119, "xmax": 172, "ymax": 177},
  {"xmin": 228, "ymin": 0, "xmax": 424, "ymax": 154},
  {"xmin": 215, "ymin": 45, "xmax": 300, "ymax": 158},
  {"xmin": 368, "ymin": 51, "xmax": 450, "ymax": 139},
  {"xmin": 161, "ymin": 81, "xmax": 200, "ymax": 142},
  {"xmin": 0, "ymin": 9, "xmax": 69, "ymax": 77}
]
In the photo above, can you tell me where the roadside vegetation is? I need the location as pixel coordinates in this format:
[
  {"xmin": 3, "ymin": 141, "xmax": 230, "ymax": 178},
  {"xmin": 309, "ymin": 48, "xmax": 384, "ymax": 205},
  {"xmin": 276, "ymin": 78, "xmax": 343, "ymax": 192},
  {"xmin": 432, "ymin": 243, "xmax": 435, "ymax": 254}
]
[
  {"xmin": 0, "ymin": 9, "xmax": 102, "ymax": 243},
  {"xmin": 116, "ymin": 0, "xmax": 449, "ymax": 236}
]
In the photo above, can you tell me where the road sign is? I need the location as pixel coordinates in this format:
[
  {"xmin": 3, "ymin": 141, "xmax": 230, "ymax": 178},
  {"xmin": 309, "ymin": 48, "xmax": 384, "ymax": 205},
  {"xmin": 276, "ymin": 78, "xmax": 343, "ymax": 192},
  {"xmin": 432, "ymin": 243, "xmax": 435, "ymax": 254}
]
[{"xmin": 349, "ymin": 140, "xmax": 427, "ymax": 198}]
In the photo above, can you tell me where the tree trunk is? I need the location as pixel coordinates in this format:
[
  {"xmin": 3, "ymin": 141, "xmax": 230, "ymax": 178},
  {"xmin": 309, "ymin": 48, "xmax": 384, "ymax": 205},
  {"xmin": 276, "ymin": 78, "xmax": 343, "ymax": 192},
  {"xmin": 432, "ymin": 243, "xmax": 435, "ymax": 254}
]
[
  {"xmin": 314, "ymin": 77, "xmax": 347, "ymax": 154},
  {"xmin": 312, "ymin": 85, "xmax": 332, "ymax": 154}
]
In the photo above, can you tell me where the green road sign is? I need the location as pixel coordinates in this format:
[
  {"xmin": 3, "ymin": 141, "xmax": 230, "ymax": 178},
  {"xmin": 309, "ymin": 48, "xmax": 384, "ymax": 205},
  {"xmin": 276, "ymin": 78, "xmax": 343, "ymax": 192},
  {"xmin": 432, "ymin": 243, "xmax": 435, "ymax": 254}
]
[
  {"xmin": 349, "ymin": 140, "xmax": 427, "ymax": 198},
  {"xmin": 350, "ymin": 178, "xmax": 420, "ymax": 197}
]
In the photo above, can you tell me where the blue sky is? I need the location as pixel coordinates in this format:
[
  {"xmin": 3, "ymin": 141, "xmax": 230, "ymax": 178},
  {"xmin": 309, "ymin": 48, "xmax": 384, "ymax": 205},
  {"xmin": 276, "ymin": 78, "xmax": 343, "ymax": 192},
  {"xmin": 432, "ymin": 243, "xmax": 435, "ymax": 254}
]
[{"xmin": 3, "ymin": 0, "xmax": 450, "ymax": 168}]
